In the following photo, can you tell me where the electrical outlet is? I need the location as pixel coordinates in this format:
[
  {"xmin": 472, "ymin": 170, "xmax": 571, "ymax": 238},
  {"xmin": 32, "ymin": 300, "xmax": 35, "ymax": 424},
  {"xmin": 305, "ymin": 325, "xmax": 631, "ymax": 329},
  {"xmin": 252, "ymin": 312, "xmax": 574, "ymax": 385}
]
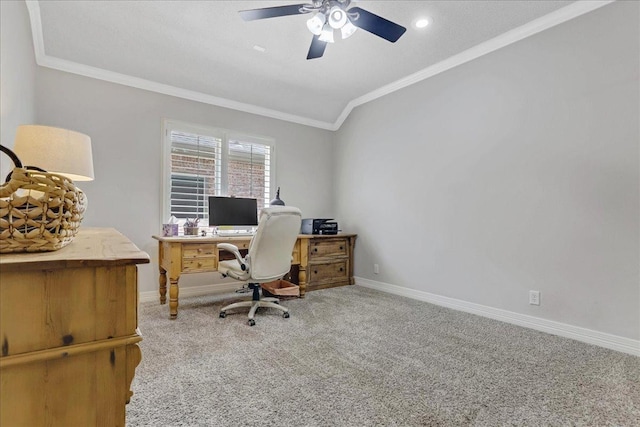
[
  {"xmin": 374, "ymin": 263, "xmax": 379, "ymax": 274},
  {"xmin": 529, "ymin": 290, "xmax": 540, "ymax": 305}
]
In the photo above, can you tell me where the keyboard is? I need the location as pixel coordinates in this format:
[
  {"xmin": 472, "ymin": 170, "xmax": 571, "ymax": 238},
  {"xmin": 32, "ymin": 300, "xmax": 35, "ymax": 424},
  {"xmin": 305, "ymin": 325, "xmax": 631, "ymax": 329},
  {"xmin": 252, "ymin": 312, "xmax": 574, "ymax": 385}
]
[{"xmin": 216, "ymin": 231, "xmax": 254, "ymax": 237}]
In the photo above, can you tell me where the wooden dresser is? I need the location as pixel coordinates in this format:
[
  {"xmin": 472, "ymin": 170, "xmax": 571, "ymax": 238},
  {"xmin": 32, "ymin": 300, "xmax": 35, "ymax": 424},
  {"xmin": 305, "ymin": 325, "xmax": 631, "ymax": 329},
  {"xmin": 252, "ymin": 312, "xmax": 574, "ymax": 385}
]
[
  {"xmin": 299, "ymin": 234, "xmax": 357, "ymax": 292},
  {"xmin": 0, "ymin": 228, "xmax": 149, "ymax": 426}
]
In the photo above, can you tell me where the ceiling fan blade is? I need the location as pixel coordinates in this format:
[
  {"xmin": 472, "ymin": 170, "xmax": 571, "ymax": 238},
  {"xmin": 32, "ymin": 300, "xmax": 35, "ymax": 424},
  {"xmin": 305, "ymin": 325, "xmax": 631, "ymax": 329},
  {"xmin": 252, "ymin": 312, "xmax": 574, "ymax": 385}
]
[
  {"xmin": 307, "ymin": 35, "xmax": 327, "ymax": 60},
  {"xmin": 348, "ymin": 7, "xmax": 406, "ymax": 42},
  {"xmin": 239, "ymin": 4, "xmax": 309, "ymax": 21}
]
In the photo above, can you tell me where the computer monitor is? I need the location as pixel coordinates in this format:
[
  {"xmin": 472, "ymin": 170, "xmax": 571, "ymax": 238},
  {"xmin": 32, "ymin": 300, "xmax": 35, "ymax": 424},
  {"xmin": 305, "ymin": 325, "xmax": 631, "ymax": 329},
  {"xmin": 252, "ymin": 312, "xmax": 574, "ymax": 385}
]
[{"xmin": 208, "ymin": 196, "xmax": 259, "ymax": 227}]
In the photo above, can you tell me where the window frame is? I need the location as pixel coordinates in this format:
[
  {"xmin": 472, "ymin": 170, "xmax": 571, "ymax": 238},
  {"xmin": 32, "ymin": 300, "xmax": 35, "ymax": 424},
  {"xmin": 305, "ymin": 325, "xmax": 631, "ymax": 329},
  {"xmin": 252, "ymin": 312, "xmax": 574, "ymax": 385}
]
[{"xmin": 161, "ymin": 119, "xmax": 276, "ymax": 225}]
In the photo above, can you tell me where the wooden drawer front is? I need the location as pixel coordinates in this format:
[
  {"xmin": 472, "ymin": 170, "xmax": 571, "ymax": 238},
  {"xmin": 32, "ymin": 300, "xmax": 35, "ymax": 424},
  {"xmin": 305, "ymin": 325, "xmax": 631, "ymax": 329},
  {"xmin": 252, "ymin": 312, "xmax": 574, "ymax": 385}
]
[
  {"xmin": 1, "ymin": 345, "xmax": 136, "ymax": 426},
  {"xmin": 309, "ymin": 260, "xmax": 348, "ymax": 284},
  {"xmin": 0, "ymin": 266, "xmax": 138, "ymax": 356},
  {"xmin": 183, "ymin": 244, "xmax": 217, "ymax": 258},
  {"xmin": 309, "ymin": 239, "xmax": 348, "ymax": 259},
  {"xmin": 183, "ymin": 244, "xmax": 217, "ymax": 272},
  {"xmin": 233, "ymin": 241, "xmax": 250, "ymax": 250},
  {"xmin": 182, "ymin": 257, "xmax": 217, "ymax": 272},
  {"xmin": 217, "ymin": 241, "xmax": 250, "ymax": 252}
]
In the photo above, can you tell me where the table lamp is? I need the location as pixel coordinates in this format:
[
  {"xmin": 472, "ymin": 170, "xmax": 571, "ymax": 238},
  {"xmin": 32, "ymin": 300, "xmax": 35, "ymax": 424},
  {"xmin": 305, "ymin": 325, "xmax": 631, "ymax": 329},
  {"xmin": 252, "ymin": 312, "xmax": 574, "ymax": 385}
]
[
  {"xmin": 13, "ymin": 125, "xmax": 94, "ymax": 181},
  {"xmin": 0, "ymin": 125, "xmax": 94, "ymax": 253}
]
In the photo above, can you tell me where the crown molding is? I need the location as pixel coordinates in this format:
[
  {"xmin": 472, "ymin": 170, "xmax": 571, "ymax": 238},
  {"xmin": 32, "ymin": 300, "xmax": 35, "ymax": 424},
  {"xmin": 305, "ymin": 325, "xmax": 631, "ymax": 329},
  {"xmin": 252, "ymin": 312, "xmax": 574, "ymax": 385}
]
[
  {"xmin": 332, "ymin": 0, "xmax": 614, "ymax": 128},
  {"xmin": 37, "ymin": 54, "xmax": 337, "ymax": 131},
  {"xmin": 26, "ymin": 0, "xmax": 614, "ymax": 132},
  {"xmin": 24, "ymin": 2, "xmax": 335, "ymax": 130}
]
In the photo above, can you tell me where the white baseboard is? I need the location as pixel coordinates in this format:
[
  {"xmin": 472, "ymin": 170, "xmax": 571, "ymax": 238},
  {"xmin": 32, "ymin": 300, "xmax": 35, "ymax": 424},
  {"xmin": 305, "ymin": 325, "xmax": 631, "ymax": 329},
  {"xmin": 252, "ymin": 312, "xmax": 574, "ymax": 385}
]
[
  {"xmin": 356, "ymin": 277, "xmax": 639, "ymax": 357},
  {"xmin": 139, "ymin": 282, "xmax": 244, "ymax": 303}
]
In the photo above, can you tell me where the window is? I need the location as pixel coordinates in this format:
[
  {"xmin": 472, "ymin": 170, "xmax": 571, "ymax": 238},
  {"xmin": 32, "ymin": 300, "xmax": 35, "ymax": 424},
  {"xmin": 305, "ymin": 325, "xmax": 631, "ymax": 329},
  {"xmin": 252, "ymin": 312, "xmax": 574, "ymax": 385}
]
[{"xmin": 162, "ymin": 120, "xmax": 275, "ymax": 226}]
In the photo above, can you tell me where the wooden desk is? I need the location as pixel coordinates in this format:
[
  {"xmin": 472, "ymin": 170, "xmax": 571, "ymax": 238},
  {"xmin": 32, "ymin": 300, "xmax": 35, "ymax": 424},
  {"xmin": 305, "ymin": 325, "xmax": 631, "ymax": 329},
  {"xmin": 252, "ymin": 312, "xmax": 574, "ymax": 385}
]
[
  {"xmin": 0, "ymin": 228, "xmax": 149, "ymax": 427},
  {"xmin": 152, "ymin": 233, "xmax": 356, "ymax": 319}
]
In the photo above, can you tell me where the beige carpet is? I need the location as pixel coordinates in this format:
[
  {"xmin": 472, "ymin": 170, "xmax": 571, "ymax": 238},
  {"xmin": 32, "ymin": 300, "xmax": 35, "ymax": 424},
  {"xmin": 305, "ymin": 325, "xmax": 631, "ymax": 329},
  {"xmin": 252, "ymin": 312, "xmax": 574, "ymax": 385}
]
[{"xmin": 127, "ymin": 285, "xmax": 639, "ymax": 426}]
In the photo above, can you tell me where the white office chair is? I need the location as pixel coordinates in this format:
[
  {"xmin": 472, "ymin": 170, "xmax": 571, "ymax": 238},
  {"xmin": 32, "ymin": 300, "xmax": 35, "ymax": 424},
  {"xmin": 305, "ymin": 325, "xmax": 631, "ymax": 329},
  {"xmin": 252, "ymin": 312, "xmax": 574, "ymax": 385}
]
[{"xmin": 218, "ymin": 206, "xmax": 302, "ymax": 326}]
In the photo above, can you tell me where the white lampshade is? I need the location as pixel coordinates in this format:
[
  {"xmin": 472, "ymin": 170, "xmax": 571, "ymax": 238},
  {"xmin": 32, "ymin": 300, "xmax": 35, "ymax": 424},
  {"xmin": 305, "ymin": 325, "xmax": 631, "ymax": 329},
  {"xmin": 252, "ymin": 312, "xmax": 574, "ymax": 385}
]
[
  {"xmin": 341, "ymin": 20, "xmax": 358, "ymax": 39},
  {"xmin": 306, "ymin": 12, "xmax": 326, "ymax": 35},
  {"xmin": 319, "ymin": 23, "xmax": 335, "ymax": 43},
  {"xmin": 13, "ymin": 125, "xmax": 94, "ymax": 181},
  {"xmin": 328, "ymin": 6, "xmax": 347, "ymax": 29}
]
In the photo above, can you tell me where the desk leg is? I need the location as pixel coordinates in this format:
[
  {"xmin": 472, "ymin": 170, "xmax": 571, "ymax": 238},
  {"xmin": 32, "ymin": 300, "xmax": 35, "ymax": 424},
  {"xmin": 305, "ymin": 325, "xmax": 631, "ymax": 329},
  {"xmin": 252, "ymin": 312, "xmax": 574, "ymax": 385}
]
[
  {"xmin": 159, "ymin": 266, "xmax": 167, "ymax": 304},
  {"xmin": 169, "ymin": 278, "xmax": 179, "ymax": 319},
  {"xmin": 298, "ymin": 265, "xmax": 307, "ymax": 297}
]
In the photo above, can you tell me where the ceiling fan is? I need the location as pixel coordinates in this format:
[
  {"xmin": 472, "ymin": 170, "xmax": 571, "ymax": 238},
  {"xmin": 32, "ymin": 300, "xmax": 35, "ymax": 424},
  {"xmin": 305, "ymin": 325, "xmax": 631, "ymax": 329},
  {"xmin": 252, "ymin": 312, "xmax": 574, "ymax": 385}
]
[{"xmin": 239, "ymin": 0, "xmax": 407, "ymax": 60}]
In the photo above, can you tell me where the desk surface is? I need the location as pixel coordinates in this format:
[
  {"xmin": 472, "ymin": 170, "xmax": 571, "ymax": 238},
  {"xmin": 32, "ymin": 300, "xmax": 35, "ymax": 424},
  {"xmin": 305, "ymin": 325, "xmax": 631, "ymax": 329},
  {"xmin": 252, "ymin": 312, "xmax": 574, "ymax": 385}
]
[
  {"xmin": 152, "ymin": 233, "xmax": 356, "ymax": 243},
  {"xmin": 1, "ymin": 227, "xmax": 150, "ymax": 271}
]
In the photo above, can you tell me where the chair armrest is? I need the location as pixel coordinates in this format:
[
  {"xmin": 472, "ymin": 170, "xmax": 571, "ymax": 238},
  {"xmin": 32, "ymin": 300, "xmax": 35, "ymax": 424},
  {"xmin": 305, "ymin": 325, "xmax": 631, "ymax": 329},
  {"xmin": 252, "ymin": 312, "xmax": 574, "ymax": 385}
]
[{"xmin": 218, "ymin": 243, "xmax": 248, "ymax": 271}]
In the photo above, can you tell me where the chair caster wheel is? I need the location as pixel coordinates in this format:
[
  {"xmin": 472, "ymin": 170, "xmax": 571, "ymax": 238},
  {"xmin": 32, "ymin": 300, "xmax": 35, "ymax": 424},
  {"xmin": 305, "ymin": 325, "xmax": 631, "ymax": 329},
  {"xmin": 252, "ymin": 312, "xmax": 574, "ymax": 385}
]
[
  {"xmin": 248, "ymin": 319, "xmax": 256, "ymax": 326},
  {"xmin": 219, "ymin": 312, "xmax": 226, "ymax": 318},
  {"xmin": 283, "ymin": 312, "xmax": 290, "ymax": 319}
]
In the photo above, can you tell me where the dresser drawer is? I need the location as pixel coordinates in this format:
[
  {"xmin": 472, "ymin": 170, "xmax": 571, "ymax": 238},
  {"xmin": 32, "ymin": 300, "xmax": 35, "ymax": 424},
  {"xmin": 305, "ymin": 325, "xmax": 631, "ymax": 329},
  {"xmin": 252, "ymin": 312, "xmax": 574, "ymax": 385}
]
[
  {"xmin": 183, "ymin": 244, "xmax": 217, "ymax": 258},
  {"xmin": 217, "ymin": 241, "xmax": 250, "ymax": 252},
  {"xmin": 309, "ymin": 260, "xmax": 348, "ymax": 284},
  {"xmin": 309, "ymin": 238, "xmax": 348, "ymax": 259},
  {"xmin": 233, "ymin": 241, "xmax": 250, "ymax": 250},
  {"xmin": 182, "ymin": 257, "xmax": 217, "ymax": 272}
]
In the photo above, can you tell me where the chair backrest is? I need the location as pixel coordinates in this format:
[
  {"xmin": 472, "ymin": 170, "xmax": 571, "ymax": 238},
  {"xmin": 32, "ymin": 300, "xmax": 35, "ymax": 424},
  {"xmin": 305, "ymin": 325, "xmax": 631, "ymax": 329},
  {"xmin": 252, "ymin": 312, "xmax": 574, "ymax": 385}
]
[{"xmin": 247, "ymin": 206, "xmax": 302, "ymax": 282}]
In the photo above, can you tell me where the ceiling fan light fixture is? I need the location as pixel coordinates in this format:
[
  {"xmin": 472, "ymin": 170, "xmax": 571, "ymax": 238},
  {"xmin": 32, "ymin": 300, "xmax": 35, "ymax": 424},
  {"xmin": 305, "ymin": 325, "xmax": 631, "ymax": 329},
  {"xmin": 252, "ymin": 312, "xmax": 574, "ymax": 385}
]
[
  {"xmin": 319, "ymin": 23, "xmax": 335, "ymax": 43},
  {"xmin": 307, "ymin": 12, "xmax": 326, "ymax": 35},
  {"xmin": 341, "ymin": 19, "xmax": 357, "ymax": 39},
  {"xmin": 328, "ymin": 5, "xmax": 347, "ymax": 29},
  {"xmin": 238, "ymin": 0, "xmax": 406, "ymax": 60}
]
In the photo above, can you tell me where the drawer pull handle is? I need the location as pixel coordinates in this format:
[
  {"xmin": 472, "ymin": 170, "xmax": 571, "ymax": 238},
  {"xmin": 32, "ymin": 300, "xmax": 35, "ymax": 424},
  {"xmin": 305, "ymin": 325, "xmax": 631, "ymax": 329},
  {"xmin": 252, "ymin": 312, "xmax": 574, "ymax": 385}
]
[
  {"xmin": 198, "ymin": 262, "xmax": 203, "ymax": 267},
  {"xmin": 340, "ymin": 246, "xmax": 343, "ymax": 250},
  {"xmin": 339, "ymin": 267, "xmax": 343, "ymax": 272},
  {"xmin": 314, "ymin": 248, "xmax": 318, "ymax": 252},
  {"xmin": 314, "ymin": 270, "xmax": 318, "ymax": 274},
  {"xmin": 198, "ymin": 248, "xmax": 202, "ymax": 253}
]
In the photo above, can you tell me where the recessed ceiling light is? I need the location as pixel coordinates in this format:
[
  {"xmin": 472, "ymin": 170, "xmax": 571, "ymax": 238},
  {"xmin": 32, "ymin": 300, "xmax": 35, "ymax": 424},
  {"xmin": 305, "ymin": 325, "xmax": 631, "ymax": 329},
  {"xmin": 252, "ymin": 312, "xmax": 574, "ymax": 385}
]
[
  {"xmin": 415, "ymin": 18, "xmax": 430, "ymax": 29},
  {"xmin": 253, "ymin": 45, "xmax": 266, "ymax": 52}
]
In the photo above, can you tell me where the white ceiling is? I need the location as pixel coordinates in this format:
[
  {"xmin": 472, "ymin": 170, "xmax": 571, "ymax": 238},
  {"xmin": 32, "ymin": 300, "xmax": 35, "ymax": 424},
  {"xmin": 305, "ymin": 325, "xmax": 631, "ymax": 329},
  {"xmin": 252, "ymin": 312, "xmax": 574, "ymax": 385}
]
[{"xmin": 30, "ymin": 0, "xmax": 607, "ymax": 129}]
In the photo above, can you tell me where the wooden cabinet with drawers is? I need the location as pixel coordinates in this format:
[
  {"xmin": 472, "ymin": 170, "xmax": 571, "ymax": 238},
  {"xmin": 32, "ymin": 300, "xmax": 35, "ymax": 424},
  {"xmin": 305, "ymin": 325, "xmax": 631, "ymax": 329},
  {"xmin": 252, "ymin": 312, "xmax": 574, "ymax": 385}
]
[
  {"xmin": 0, "ymin": 228, "xmax": 149, "ymax": 426},
  {"xmin": 182, "ymin": 243, "xmax": 217, "ymax": 272},
  {"xmin": 300, "ymin": 234, "xmax": 357, "ymax": 292}
]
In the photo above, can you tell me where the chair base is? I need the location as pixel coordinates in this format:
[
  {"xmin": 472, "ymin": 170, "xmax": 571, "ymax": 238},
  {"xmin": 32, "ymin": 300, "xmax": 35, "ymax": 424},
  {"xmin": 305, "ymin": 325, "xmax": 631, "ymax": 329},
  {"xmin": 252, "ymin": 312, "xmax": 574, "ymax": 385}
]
[{"xmin": 219, "ymin": 284, "xmax": 290, "ymax": 326}]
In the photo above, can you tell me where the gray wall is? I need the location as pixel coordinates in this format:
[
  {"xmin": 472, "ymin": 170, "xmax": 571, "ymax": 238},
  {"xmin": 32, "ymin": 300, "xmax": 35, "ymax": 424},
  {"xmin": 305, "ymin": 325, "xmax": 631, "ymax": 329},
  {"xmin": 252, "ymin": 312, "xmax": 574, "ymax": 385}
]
[
  {"xmin": 1, "ymin": 0, "xmax": 36, "ymax": 174},
  {"xmin": 34, "ymin": 69, "xmax": 335, "ymax": 293},
  {"xmin": 335, "ymin": 1, "xmax": 639, "ymax": 340}
]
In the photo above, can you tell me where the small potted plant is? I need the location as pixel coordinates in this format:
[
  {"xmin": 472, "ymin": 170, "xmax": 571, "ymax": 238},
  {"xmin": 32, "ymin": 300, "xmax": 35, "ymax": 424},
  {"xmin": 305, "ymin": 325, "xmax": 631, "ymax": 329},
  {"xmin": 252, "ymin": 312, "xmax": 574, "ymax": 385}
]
[{"xmin": 183, "ymin": 218, "xmax": 200, "ymax": 236}]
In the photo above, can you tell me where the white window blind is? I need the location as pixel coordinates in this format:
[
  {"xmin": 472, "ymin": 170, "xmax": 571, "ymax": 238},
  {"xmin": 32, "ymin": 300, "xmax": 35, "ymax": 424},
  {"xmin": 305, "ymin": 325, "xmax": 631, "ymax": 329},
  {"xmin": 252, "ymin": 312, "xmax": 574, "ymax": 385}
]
[
  {"xmin": 170, "ymin": 173, "xmax": 206, "ymax": 218},
  {"xmin": 163, "ymin": 121, "xmax": 274, "ymax": 225}
]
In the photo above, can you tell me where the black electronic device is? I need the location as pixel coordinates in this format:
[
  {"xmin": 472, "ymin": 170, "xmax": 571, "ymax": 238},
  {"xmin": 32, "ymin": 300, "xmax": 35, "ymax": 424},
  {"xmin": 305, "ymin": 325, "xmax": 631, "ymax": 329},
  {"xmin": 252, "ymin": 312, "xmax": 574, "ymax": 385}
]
[
  {"xmin": 208, "ymin": 196, "xmax": 258, "ymax": 227},
  {"xmin": 301, "ymin": 218, "xmax": 339, "ymax": 235}
]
